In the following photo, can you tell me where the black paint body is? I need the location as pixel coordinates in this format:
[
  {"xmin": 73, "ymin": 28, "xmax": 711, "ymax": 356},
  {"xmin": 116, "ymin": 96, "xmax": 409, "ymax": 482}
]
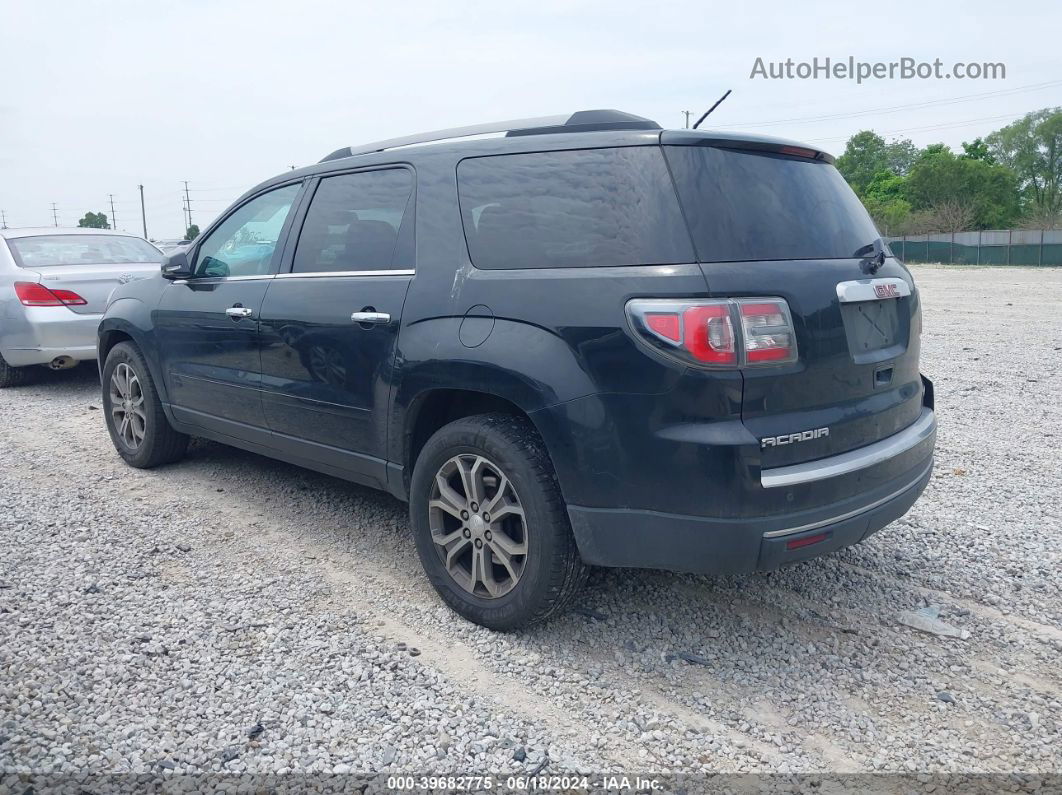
[{"xmin": 99, "ymin": 126, "xmax": 935, "ymax": 575}]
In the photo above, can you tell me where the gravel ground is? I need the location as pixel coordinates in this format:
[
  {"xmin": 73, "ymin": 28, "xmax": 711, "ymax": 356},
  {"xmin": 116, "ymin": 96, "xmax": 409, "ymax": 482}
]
[{"xmin": 1, "ymin": 265, "xmax": 1060, "ymax": 784}]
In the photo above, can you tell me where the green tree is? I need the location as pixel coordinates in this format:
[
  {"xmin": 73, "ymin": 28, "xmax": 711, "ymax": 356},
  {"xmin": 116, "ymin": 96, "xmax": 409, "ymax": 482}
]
[
  {"xmin": 905, "ymin": 146, "xmax": 1020, "ymax": 229},
  {"xmin": 185, "ymin": 224, "xmax": 200, "ymax": 240},
  {"xmin": 885, "ymin": 138, "xmax": 919, "ymax": 176},
  {"xmin": 986, "ymin": 107, "xmax": 1062, "ymax": 217},
  {"xmin": 78, "ymin": 211, "xmax": 110, "ymax": 229},
  {"xmin": 836, "ymin": 131, "xmax": 889, "ymax": 194},
  {"xmin": 861, "ymin": 170, "xmax": 911, "ymax": 234},
  {"xmin": 837, "ymin": 132, "xmax": 921, "ymax": 195},
  {"xmin": 961, "ymin": 137, "xmax": 995, "ymax": 164}
]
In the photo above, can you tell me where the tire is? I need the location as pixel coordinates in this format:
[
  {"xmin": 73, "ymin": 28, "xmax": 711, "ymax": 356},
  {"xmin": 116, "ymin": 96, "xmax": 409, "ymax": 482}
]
[
  {"xmin": 0, "ymin": 354, "xmax": 31, "ymax": 388},
  {"xmin": 102, "ymin": 341, "xmax": 188, "ymax": 468},
  {"xmin": 409, "ymin": 413, "xmax": 587, "ymax": 631}
]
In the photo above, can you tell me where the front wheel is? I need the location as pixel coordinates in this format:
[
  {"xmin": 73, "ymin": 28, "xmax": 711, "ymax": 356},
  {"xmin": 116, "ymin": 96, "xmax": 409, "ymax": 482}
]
[
  {"xmin": 102, "ymin": 342, "xmax": 188, "ymax": 468},
  {"xmin": 410, "ymin": 413, "xmax": 587, "ymax": 631}
]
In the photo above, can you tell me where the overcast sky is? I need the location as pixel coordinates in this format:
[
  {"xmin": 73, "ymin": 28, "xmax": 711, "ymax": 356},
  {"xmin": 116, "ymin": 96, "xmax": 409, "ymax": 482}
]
[{"xmin": 1, "ymin": 0, "xmax": 1059, "ymax": 238}]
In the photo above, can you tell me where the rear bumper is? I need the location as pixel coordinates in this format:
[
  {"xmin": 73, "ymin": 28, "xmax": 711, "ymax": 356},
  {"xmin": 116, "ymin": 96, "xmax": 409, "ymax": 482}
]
[
  {"xmin": 566, "ymin": 425, "xmax": 934, "ymax": 576},
  {"xmin": 0, "ymin": 307, "xmax": 101, "ymax": 366}
]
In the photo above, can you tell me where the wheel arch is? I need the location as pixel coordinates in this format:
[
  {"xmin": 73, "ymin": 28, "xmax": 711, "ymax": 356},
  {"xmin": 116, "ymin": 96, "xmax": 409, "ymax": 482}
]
[
  {"xmin": 402, "ymin": 388, "xmax": 545, "ymax": 494},
  {"xmin": 97, "ymin": 311, "xmax": 170, "ymax": 406}
]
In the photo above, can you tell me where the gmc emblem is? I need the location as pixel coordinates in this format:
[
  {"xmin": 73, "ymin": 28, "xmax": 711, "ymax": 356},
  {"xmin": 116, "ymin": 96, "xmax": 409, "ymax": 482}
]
[{"xmin": 874, "ymin": 283, "xmax": 900, "ymax": 299}]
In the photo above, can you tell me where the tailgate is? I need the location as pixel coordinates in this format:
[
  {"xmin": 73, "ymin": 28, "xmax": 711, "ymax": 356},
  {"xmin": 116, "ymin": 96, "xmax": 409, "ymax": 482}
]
[{"xmin": 700, "ymin": 259, "xmax": 924, "ymax": 468}]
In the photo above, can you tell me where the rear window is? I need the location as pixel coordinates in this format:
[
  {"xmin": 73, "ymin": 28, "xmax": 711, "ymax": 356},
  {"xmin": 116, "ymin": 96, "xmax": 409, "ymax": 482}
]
[
  {"xmin": 665, "ymin": 146, "xmax": 881, "ymax": 262},
  {"xmin": 7, "ymin": 235, "xmax": 163, "ymax": 268},
  {"xmin": 457, "ymin": 147, "xmax": 693, "ymax": 269}
]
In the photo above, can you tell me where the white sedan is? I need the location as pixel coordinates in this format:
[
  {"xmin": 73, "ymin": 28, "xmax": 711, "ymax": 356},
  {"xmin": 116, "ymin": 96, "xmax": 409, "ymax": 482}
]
[{"xmin": 0, "ymin": 228, "xmax": 163, "ymax": 386}]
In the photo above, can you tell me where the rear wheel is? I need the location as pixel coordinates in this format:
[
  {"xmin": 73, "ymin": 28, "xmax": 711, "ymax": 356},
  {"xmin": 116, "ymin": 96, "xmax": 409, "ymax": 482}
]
[
  {"xmin": 102, "ymin": 342, "xmax": 188, "ymax": 468},
  {"xmin": 410, "ymin": 413, "xmax": 586, "ymax": 630},
  {"xmin": 0, "ymin": 354, "xmax": 31, "ymax": 388}
]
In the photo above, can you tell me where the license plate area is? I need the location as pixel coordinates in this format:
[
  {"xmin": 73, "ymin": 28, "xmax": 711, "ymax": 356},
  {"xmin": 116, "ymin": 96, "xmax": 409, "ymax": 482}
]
[
  {"xmin": 836, "ymin": 278, "xmax": 911, "ymax": 364},
  {"xmin": 840, "ymin": 299, "xmax": 907, "ymax": 363}
]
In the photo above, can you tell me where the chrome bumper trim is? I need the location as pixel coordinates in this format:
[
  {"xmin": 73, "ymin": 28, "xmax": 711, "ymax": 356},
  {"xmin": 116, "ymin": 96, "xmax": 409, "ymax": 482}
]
[
  {"xmin": 761, "ymin": 408, "xmax": 936, "ymax": 489},
  {"xmin": 762, "ymin": 457, "xmax": 933, "ymax": 539}
]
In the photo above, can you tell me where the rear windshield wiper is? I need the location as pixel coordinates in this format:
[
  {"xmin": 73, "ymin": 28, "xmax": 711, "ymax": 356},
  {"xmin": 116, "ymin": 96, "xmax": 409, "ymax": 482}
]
[{"xmin": 853, "ymin": 238, "xmax": 887, "ymax": 273}]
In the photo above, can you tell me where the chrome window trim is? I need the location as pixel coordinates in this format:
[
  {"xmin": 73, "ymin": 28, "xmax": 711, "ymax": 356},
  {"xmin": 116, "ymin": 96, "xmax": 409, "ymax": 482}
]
[
  {"xmin": 835, "ymin": 277, "xmax": 912, "ymax": 303},
  {"xmin": 175, "ymin": 274, "xmax": 277, "ymax": 284},
  {"xmin": 761, "ymin": 407, "xmax": 935, "ymax": 490},
  {"xmin": 762, "ymin": 457, "xmax": 933, "ymax": 539},
  {"xmin": 275, "ymin": 269, "xmax": 415, "ymax": 279}
]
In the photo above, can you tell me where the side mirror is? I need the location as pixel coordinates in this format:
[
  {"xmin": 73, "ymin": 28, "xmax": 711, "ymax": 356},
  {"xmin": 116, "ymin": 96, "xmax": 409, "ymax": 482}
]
[{"xmin": 161, "ymin": 249, "xmax": 194, "ymax": 280}]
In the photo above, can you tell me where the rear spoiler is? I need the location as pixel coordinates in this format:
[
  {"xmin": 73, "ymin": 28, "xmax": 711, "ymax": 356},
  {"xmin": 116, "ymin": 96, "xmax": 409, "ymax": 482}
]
[{"xmin": 660, "ymin": 130, "xmax": 835, "ymax": 164}]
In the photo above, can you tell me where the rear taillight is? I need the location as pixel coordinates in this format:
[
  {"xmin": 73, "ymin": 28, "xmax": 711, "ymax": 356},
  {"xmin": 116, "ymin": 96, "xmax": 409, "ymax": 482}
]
[
  {"xmin": 626, "ymin": 297, "xmax": 797, "ymax": 368},
  {"xmin": 14, "ymin": 281, "xmax": 87, "ymax": 307},
  {"xmin": 736, "ymin": 299, "xmax": 796, "ymax": 364}
]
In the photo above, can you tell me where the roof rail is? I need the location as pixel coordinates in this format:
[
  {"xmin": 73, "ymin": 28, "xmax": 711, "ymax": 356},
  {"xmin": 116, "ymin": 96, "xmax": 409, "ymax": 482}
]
[{"xmin": 319, "ymin": 109, "xmax": 660, "ymax": 163}]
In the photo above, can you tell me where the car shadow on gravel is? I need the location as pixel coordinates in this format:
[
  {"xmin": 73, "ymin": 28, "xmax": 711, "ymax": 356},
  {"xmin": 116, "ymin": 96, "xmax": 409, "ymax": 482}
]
[{"xmin": 6, "ymin": 362, "xmax": 99, "ymax": 390}]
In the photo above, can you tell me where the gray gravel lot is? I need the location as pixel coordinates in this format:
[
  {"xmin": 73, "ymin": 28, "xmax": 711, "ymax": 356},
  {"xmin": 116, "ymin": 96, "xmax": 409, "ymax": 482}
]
[{"xmin": 1, "ymin": 265, "xmax": 1060, "ymax": 780}]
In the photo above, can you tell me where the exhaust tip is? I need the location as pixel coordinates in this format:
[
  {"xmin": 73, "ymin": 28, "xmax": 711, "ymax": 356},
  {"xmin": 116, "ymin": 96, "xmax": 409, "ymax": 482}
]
[{"xmin": 48, "ymin": 356, "xmax": 76, "ymax": 370}]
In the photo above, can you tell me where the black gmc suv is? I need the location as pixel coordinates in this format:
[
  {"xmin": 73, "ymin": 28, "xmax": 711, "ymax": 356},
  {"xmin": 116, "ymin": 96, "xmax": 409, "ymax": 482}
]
[{"xmin": 98, "ymin": 110, "xmax": 936, "ymax": 630}]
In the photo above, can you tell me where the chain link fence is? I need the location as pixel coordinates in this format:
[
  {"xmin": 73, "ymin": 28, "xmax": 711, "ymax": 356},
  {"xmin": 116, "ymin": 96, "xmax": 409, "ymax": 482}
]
[{"xmin": 885, "ymin": 229, "xmax": 1062, "ymax": 265}]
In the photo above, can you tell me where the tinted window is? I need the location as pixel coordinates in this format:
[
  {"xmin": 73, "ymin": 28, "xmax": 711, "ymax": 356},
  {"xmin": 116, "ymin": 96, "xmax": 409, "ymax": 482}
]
[
  {"xmin": 457, "ymin": 147, "xmax": 693, "ymax": 269},
  {"xmin": 665, "ymin": 146, "xmax": 881, "ymax": 262},
  {"xmin": 292, "ymin": 169, "xmax": 413, "ymax": 273},
  {"xmin": 7, "ymin": 235, "xmax": 163, "ymax": 267},
  {"xmin": 194, "ymin": 183, "xmax": 301, "ymax": 277}
]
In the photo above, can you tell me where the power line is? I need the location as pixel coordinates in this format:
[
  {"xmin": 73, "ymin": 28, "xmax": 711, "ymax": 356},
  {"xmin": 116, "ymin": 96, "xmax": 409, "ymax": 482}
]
[
  {"xmin": 713, "ymin": 79, "xmax": 1062, "ymax": 129},
  {"xmin": 805, "ymin": 110, "xmax": 1029, "ymax": 144}
]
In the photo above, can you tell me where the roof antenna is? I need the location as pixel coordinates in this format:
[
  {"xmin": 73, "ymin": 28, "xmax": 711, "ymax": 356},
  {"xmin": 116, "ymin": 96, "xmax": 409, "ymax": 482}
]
[{"xmin": 692, "ymin": 90, "xmax": 732, "ymax": 130}]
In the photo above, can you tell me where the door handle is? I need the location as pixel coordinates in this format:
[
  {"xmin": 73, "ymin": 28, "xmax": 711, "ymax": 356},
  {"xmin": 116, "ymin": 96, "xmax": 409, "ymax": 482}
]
[
  {"xmin": 350, "ymin": 311, "xmax": 390, "ymax": 325},
  {"xmin": 226, "ymin": 306, "xmax": 253, "ymax": 319}
]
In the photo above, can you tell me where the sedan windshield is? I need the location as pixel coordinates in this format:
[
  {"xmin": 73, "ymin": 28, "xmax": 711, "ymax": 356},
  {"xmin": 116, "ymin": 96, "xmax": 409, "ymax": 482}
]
[{"xmin": 7, "ymin": 235, "xmax": 164, "ymax": 268}]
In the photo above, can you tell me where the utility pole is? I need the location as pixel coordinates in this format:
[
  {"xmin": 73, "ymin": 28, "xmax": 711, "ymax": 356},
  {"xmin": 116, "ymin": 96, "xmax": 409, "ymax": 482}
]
[
  {"xmin": 682, "ymin": 110, "xmax": 692, "ymax": 129},
  {"xmin": 108, "ymin": 194, "xmax": 118, "ymax": 231},
  {"xmin": 183, "ymin": 181, "xmax": 192, "ymax": 233},
  {"xmin": 51, "ymin": 203, "xmax": 59, "ymax": 227},
  {"xmin": 0, "ymin": 210, "xmax": 7, "ymax": 229},
  {"xmin": 139, "ymin": 184, "xmax": 147, "ymax": 239}
]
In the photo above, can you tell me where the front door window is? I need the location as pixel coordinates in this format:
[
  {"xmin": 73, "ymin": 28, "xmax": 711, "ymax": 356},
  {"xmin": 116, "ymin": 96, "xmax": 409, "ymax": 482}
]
[{"xmin": 194, "ymin": 184, "xmax": 301, "ymax": 278}]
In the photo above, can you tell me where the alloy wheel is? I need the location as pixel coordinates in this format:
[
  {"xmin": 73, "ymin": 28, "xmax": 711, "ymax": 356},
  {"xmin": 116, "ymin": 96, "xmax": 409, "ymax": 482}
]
[
  {"xmin": 109, "ymin": 362, "xmax": 147, "ymax": 449},
  {"xmin": 428, "ymin": 454, "xmax": 527, "ymax": 598}
]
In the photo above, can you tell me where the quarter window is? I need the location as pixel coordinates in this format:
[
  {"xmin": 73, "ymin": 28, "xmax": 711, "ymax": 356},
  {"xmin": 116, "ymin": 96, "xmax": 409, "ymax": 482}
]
[
  {"xmin": 457, "ymin": 147, "xmax": 693, "ymax": 269},
  {"xmin": 292, "ymin": 169, "xmax": 413, "ymax": 274},
  {"xmin": 194, "ymin": 184, "xmax": 301, "ymax": 278}
]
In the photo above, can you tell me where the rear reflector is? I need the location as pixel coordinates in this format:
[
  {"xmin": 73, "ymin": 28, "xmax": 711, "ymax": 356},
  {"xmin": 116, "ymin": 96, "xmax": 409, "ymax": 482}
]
[
  {"xmin": 14, "ymin": 281, "xmax": 87, "ymax": 307},
  {"xmin": 786, "ymin": 532, "xmax": 828, "ymax": 550},
  {"xmin": 645, "ymin": 313, "xmax": 681, "ymax": 342},
  {"xmin": 626, "ymin": 296, "xmax": 797, "ymax": 369}
]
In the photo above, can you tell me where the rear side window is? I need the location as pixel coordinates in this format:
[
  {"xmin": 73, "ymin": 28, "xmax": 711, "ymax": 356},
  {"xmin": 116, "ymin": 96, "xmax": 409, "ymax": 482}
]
[
  {"xmin": 457, "ymin": 147, "xmax": 693, "ymax": 269},
  {"xmin": 7, "ymin": 235, "xmax": 163, "ymax": 268},
  {"xmin": 292, "ymin": 168, "xmax": 413, "ymax": 273},
  {"xmin": 665, "ymin": 146, "xmax": 881, "ymax": 262}
]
